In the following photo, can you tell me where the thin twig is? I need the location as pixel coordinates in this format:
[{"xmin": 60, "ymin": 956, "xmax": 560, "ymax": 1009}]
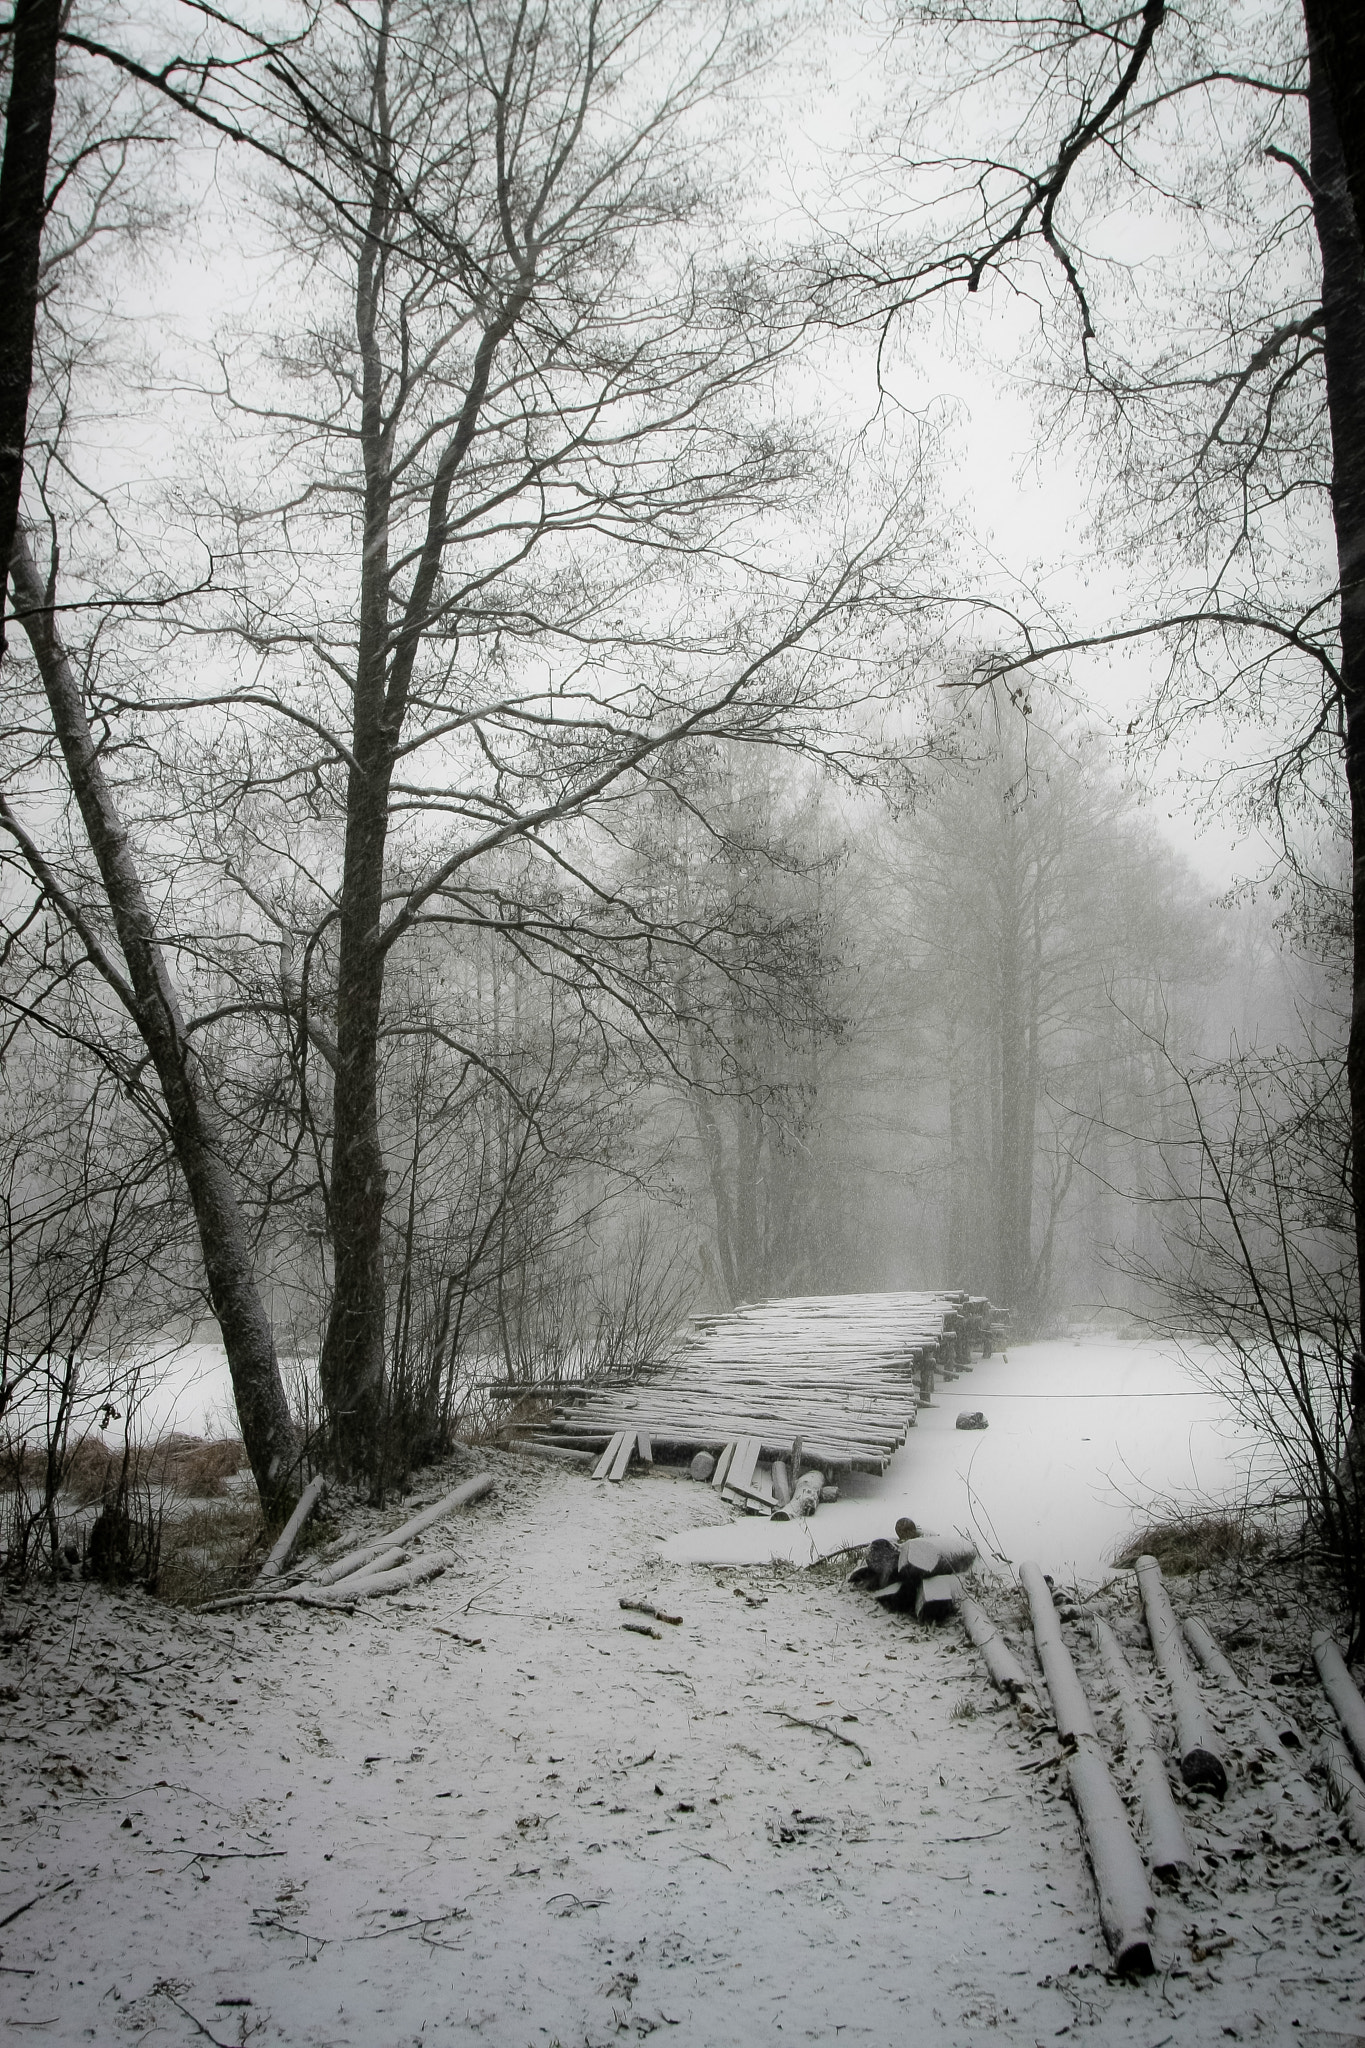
[
  {"xmin": 768, "ymin": 1711, "xmax": 871, "ymax": 1766},
  {"xmin": 0, "ymin": 1878, "xmax": 73, "ymax": 1930}
]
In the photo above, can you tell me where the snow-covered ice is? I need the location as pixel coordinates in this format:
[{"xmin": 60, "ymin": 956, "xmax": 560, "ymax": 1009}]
[{"xmin": 663, "ymin": 1336, "xmax": 1267, "ymax": 1581}]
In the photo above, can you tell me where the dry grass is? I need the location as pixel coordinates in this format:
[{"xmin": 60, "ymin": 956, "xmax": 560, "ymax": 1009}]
[
  {"xmin": 1112, "ymin": 1511, "xmax": 1266, "ymax": 1577},
  {"xmin": 22, "ymin": 1433, "xmax": 250, "ymax": 1505},
  {"xmin": 155, "ymin": 1499, "xmax": 266, "ymax": 1607}
]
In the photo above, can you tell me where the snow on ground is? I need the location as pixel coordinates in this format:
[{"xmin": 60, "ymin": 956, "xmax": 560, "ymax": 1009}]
[
  {"xmin": 663, "ymin": 1336, "xmax": 1268, "ymax": 1582},
  {"xmin": 2, "ymin": 1428, "xmax": 1363, "ymax": 2047}
]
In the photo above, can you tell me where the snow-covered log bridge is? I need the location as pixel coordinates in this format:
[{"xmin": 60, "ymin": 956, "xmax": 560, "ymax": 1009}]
[{"xmin": 495, "ymin": 1288, "xmax": 1008, "ymax": 1481}]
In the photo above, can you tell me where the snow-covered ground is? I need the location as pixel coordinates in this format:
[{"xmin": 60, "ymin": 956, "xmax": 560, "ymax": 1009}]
[
  {"xmin": 664, "ymin": 1335, "xmax": 1266, "ymax": 1583},
  {"xmin": 3, "ymin": 1437, "xmax": 1362, "ymax": 2047},
  {"xmin": 5, "ymin": 1331, "xmax": 1360, "ymax": 2046}
]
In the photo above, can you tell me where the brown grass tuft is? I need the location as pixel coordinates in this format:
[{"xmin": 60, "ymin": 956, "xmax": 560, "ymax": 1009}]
[{"xmin": 1112, "ymin": 1511, "xmax": 1265, "ymax": 1577}]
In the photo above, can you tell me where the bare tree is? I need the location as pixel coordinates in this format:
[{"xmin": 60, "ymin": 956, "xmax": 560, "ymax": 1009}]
[{"xmin": 143, "ymin": 0, "xmax": 917, "ymax": 1474}]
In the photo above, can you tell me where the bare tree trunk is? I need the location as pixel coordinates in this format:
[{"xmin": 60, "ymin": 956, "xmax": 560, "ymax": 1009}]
[
  {"xmin": 0, "ymin": 0, "xmax": 59, "ymax": 654},
  {"xmin": 7, "ymin": 535, "xmax": 300, "ymax": 1519},
  {"xmin": 1309, "ymin": 36, "xmax": 1365, "ymax": 1456},
  {"xmin": 1304, "ymin": 0, "xmax": 1365, "ymax": 262}
]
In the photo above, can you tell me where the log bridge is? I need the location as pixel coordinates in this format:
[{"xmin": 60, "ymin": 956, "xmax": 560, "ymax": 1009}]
[{"xmin": 492, "ymin": 1288, "xmax": 1009, "ymax": 1507}]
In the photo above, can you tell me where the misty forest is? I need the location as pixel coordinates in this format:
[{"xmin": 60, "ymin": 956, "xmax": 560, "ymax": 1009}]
[{"xmin": 3, "ymin": 3, "xmax": 1365, "ymax": 2040}]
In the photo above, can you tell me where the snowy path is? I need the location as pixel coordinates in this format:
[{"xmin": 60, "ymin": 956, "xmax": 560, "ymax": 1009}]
[{"xmin": 2, "ymin": 1448, "xmax": 1361, "ymax": 2046}]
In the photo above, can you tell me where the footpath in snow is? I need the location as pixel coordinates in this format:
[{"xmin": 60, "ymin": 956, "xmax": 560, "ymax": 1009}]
[{"xmin": 2, "ymin": 1359, "xmax": 1362, "ymax": 2047}]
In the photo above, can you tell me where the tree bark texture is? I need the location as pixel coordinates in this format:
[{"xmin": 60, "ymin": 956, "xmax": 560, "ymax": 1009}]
[
  {"xmin": 1307, "ymin": 34, "xmax": 1365, "ymax": 1446},
  {"xmin": 8, "ymin": 534, "xmax": 300, "ymax": 1519},
  {"xmin": 1303, "ymin": 0, "xmax": 1365, "ymax": 272},
  {"xmin": 0, "ymin": 0, "xmax": 59, "ymax": 651}
]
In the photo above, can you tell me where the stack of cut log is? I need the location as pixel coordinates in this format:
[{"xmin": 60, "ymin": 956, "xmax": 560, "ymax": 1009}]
[
  {"xmin": 494, "ymin": 1288, "xmax": 1009, "ymax": 1502},
  {"xmin": 848, "ymin": 1525, "xmax": 978, "ymax": 1621}
]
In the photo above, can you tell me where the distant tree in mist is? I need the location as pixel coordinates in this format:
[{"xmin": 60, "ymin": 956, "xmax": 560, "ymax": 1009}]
[{"xmin": 868, "ymin": 692, "xmax": 1220, "ymax": 1329}]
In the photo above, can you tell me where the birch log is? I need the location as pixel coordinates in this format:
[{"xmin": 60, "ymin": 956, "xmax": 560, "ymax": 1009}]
[
  {"xmin": 958, "ymin": 1594, "xmax": 1036, "ymax": 1697},
  {"xmin": 256, "ymin": 1473, "xmax": 327, "ymax": 1584},
  {"xmin": 1312, "ymin": 1631, "xmax": 1365, "ymax": 1775},
  {"xmin": 772, "ymin": 1469, "xmax": 824, "ymax": 1520},
  {"xmin": 1322, "ymin": 1729, "xmax": 1365, "ymax": 1848},
  {"xmin": 1020, "ymin": 1563, "xmax": 1156, "ymax": 1974},
  {"xmin": 309, "ymin": 1474, "xmax": 493, "ymax": 1586},
  {"xmin": 1134, "ymin": 1555, "xmax": 1227, "ymax": 1797},
  {"xmin": 1093, "ymin": 1618, "xmax": 1194, "ymax": 1880}
]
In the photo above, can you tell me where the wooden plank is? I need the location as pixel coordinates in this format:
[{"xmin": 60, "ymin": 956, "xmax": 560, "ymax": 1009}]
[
  {"xmin": 711, "ymin": 1441, "xmax": 737, "ymax": 1491},
  {"xmin": 727, "ymin": 1436, "xmax": 761, "ymax": 1495},
  {"xmin": 608, "ymin": 1432, "xmax": 634, "ymax": 1483},
  {"xmin": 635, "ymin": 1431, "xmax": 653, "ymax": 1464},
  {"xmin": 592, "ymin": 1432, "xmax": 626, "ymax": 1480}
]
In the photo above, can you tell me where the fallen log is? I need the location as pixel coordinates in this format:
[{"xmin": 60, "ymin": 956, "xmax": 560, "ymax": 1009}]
[
  {"xmin": 1311, "ymin": 1630, "xmax": 1365, "ymax": 1777},
  {"xmin": 771, "ymin": 1468, "xmax": 823, "ymax": 1520},
  {"xmin": 502, "ymin": 1439, "xmax": 597, "ymax": 1465},
  {"xmin": 292, "ymin": 1555, "xmax": 451, "ymax": 1606},
  {"xmin": 256, "ymin": 1473, "xmax": 327, "ymax": 1585},
  {"xmin": 1019, "ymin": 1561, "xmax": 1096, "ymax": 1744},
  {"xmin": 1093, "ymin": 1617, "xmax": 1194, "ymax": 1881},
  {"xmin": 308, "ymin": 1474, "xmax": 493, "ymax": 1587},
  {"xmin": 958, "ymin": 1594, "xmax": 1035, "ymax": 1697},
  {"xmin": 770, "ymin": 1458, "xmax": 792, "ymax": 1508},
  {"xmin": 1322, "ymin": 1729, "xmax": 1365, "ymax": 1849},
  {"xmin": 1020, "ymin": 1561, "xmax": 1156, "ymax": 1975},
  {"xmin": 1134, "ymin": 1555, "xmax": 1227, "ymax": 1797},
  {"xmin": 202, "ymin": 1553, "xmax": 452, "ymax": 1612},
  {"xmin": 898, "ymin": 1535, "xmax": 977, "ymax": 1585},
  {"xmin": 1183, "ymin": 1616, "xmax": 1307, "ymax": 1759}
]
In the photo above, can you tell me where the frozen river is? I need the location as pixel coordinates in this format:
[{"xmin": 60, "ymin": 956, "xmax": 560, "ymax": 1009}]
[
  {"xmin": 661, "ymin": 1334, "xmax": 1270, "ymax": 1584},
  {"xmin": 138, "ymin": 1327, "xmax": 1268, "ymax": 1586}
]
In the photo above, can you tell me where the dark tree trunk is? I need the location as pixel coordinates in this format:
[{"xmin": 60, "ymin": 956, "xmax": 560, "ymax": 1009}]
[
  {"xmin": 0, "ymin": 0, "xmax": 59, "ymax": 653},
  {"xmin": 1304, "ymin": 0, "xmax": 1365, "ymax": 272},
  {"xmin": 8, "ymin": 536, "xmax": 300, "ymax": 1520},
  {"xmin": 1308, "ymin": 22, "xmax": 1365, "ymax": 1466}
]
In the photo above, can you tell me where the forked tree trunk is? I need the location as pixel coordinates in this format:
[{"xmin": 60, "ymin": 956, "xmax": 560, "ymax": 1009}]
[{"xmin": 8, "ymin": 536, "xmax": 300, "ymax": 1519}]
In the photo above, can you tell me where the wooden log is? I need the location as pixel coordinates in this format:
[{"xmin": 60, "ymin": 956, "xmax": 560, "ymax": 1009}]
[
  {"xmin": 958, "ymin": 1593, "xmax": 1035, "ymax": 1697},
  {"xmin": 308, "ymin": 1475, "xmax": 493, "ymax": 1586},
  {"xmin": 1020, "ymin": 1561, "xmax": 1156, "ymax": 1975},
  {"xmin": 295, "ymin": 1554, "xmax": 451, "ymax": 1606},
  {"xmin": 898, "ymin": 1536, "xmax": 977, "ymax": 1584},
  {"xmin": 1183, "ymin": 1616, "xmax": 1307, "ymax": 1758},
  {"xmin": 689, "ymin": 1450, "xmax": 716, "ymax": 1481},
  {"xmin": 771, "ymin": 1468, "xmax": 823, "ymax": 1520},
  {"xmin": 256, "ymin": 1473, "xmax": 327, "ymax": 1584},
  {"xmin": 915, "ymin": 1573, "xmax": 962, "ymax": 1621},
  {"xmin": 1020, "ymin": 1562, "xmax": 1097, "ymax": 1743},
  {"xmin": 1312, "ymin": 1631, "xmax": 1365, "ymax": 1776},
  {"xmin": 1322, "ymin": 1729, "xmax": 1365, "ymax": 1849},
  {"xmin": 1065, "ymin": 1742, "xmax": 1158, "ymax": 1976},
  {"xmin": 592, "ymin": 1432, "xmax": 627, "ymax": 1480},
  {"xmin": 608, "ymin": 1432, "xmax": 634, "ymax": 1483},
  {"xmin": 503, "ymin": 1439, "xmax": 597, "ymax": 1465},
  {"xmin": 1134, "ymin": 1555, "xmax": 1228, "ymax": 1797},
  {"xmin": 1093, "ymin": 1618, "xmax": 1195, "ymax": 1880},
  {"xmin": 770, "ymin": 1458, "xmax": 791, "ymax": 1507}
]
